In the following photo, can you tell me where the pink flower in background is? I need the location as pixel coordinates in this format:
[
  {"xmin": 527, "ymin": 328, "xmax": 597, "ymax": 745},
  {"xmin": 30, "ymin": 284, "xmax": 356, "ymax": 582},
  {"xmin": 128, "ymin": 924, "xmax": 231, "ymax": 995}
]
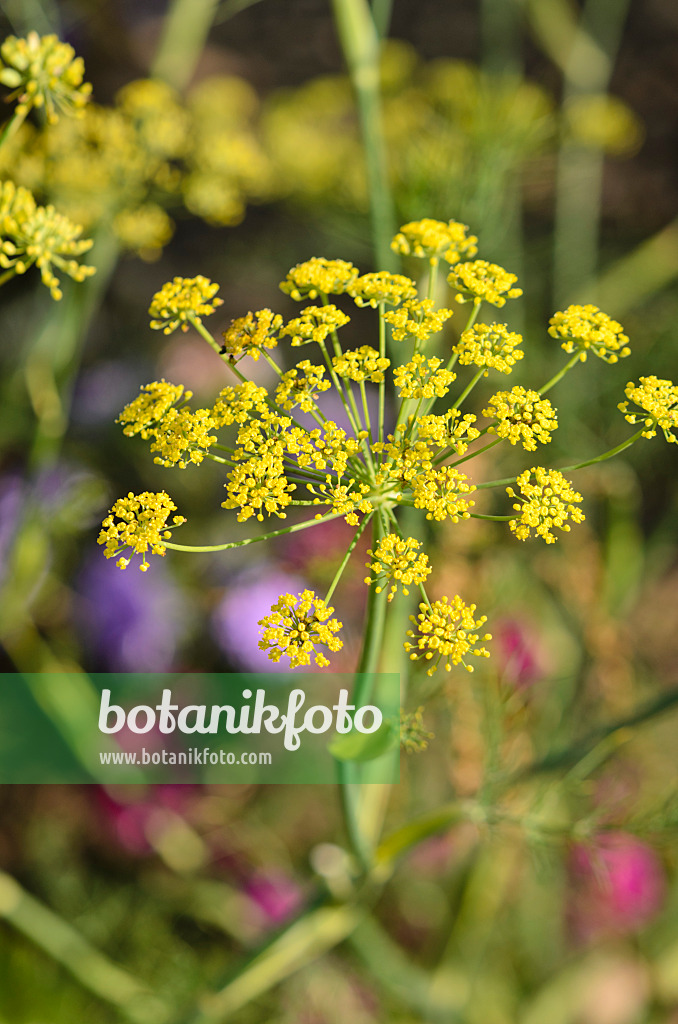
[
  {"xmin": 568, "ymin": 831, "xmax": 666, "ymax": 944},
  {"xmin": 495, "ymin": 617, "xmax": 542, "ymax": 687},
  {"xmin": 96, "ymin": 785, "xmax": 200, "ymax": 856},
  {"xmin": 244, "ymin": 870, "xmax": 304, "ymax": 927}
]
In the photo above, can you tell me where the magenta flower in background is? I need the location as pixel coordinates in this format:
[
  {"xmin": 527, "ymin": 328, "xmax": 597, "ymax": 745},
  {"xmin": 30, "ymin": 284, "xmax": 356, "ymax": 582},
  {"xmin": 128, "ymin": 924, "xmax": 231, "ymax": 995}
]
[
  {"xmin": 75, "ymin": 552, "xmax": 187, "ymax": 671},
  {"xmin": 211, "ymin": 566, "xmax": 310, "ymax": 671},
  {"xmin": 96, "ymin": 784, "xmax": 200, "ymax": 856},
  {"xmin": 494, "ymin": 617, "xmax": 543, "ymax": 688},
  {"xmin": 244, "ymin": 869, "xmax": 304, "ymax": 927},
  {"xmin": 567, "ymin": 831, "xmax": 666, "ymax": 944}
]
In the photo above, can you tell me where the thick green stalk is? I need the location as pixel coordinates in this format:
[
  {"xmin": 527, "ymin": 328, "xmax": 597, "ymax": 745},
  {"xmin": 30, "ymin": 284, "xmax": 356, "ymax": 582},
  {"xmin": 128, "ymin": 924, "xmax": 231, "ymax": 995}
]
[
  {"xmin": 0, "ymin": 871, "xmax": 170, "ymax": 1024},
  {"xmin": 550, "ymin": 0, "xmax": 633, "ymax": 305},
  {"xmin": 338, "ymin": 513, "xmax": 389, "ymax": 871},
  {"xmin": 151, "ymin": 0, "xmax": 221, "ymax": 90},
  {"xmin": 331, "ymin": 0, "xmax": 396, "ymax": 274}
]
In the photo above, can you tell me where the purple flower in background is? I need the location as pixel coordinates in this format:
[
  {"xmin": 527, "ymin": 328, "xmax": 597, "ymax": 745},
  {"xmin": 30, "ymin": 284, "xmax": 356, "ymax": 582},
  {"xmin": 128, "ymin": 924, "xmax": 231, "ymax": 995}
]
[
  {"xmin": 75, "ymin": 552, "xmax": 187, "ymax": 671},
  {"xmin": 0, "ymin": 475, "xmax": 24, "ymax": 587},
  {"xmin": 568, "ymin": 832, "xmax": 666, "ymax": 944},
  {"xmin": 211, "ymin": 566, "xmax": 310, "ymax": 671},
  {"xmin": 495, "ymin": 617, "xmax": 542, "ymax": 688},
  {"xmin": 244, "ymin": 870, "xmax": 304, "ymax": 927}
]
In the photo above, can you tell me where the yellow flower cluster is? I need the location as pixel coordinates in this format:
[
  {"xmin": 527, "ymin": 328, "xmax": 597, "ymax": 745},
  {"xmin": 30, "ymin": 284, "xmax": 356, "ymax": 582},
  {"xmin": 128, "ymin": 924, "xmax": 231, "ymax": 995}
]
[
  {"xmin": 0, "ymin": 179, "xmax": 95, "ymax": 299},
  {"xmin": 0, "ymin": 32, "xmax": 91, "ymax": 124},
  {"xmin": 384, "ymin": 298, "xmax": 453, "ymax": 342},
  {"xmin": 149, "ymin": 276, "xmax": 222, "ymax": 334},
  {"xmin": 405, "ymin": 596, "xmax": 492, "ymax": 675},
  {"xmin": 548, "ymin": 304, "xmax": 630, "ymax": 363},
  {"xmin": 212, "ymin": 381, "xmax": 269, "ymax": 426},
  {"xmin": 258, "ymin": 590, "xmax": 343, "ymax": 668},
  {"xmin": 117, "ymin": 381, "xmax": 218, "ymax": 468},
  {"xmin": 150, "ymin": 408, "xmax": 218, "ymax": 468},
  {"xmin": 292, "ymin": 421, "xmax": 363, "ymax": 477},
  {"xmin": 393, "ymin": 355, "xmax": 456, "ymax": 400},
  {"xmin": 618, "ymin": 376, "xmax": 678, "ymax": 442},
  {"xmin": 483, "ymin": 387, "xmax": 558, "ymax": 450},
  {"xmin": 222, "ymin": 451, "xmax": 294, "ymax": 523},
  {"xmin": 448, "ymin": 260, "xmax": 522, "ymax": 307},
  {"xmin": 349, "ymin": 271, "xmax": 417, "ymax": 308},
  {"xmin": 412, "ymin": 466, "xmax": 475, "ymax": 522},
  {"xmin": 117, "ymin": 381, "xmax": 188, "ymax": 438},
  {"xmin": 98, "ymin": 491, "xmax": 186, "ymax": 571},
  {"xmin": 507, "ymin": 468, "xmax": 584, "ymax": 543},
  {"xmin": 275, "ymin": 361, "xmax": 331, "ymax": 412},
  {"xmin": 455, "ymin": 322, "xmax": 524, "ymax": 374},
  {"xmin": 400, "ymin": 706, "xmax": 434, "ymax": 753},
  {"xmin": 391, "ymin": 218, "xmax": 478, "ymax": 264},
  {"xmin": 417, "ymin": 411, "xmax": 480, "ymax": 456},
  {"xmin": 107, "ymin": 222, "xmax": 654, "ymax": 678},
  {"xmin": 365, "ymin": 534, "xmax": 431, "ymax": 600},
  {"xmin": 279, "ymin": 257, "xmax": 358, "ymax": 300},
  {"xmin": 222, "ymin": 308, "xmax": 282, "ymax": 361},
  {"xmin": 310, "ymin": 479, "xmax": 373, "ymax": 526},
  {"xmin": 281, "ymin": 304, "xmax": 350, "ymax": 346},
  {"xmin": 332, "ymin": 345, "xmax": 390, "ymax": 383}
]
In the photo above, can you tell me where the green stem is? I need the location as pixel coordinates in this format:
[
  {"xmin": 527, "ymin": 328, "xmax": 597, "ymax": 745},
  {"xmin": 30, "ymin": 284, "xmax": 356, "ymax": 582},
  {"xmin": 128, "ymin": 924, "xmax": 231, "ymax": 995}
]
[
  {"xmin": 448, "ymin": 436, "xmax": 502, "ymax": 468},
  {"xmin": 378, "ymin": 302, "xmax": 386, "ymax": 443},
  {"xmin": 0, "ymin": 107, "xmax": 26, "ymax": 149},
  {"xmin": 0, "ymin": 871, "xmax": 171, "ymax": 1024},
  {"xmin": 325, "ymin": 514, "xmax": 370, "ymax": 604},
  {"xmin": 331, "ymin": 0, "xmax": 396, "ymax": 275},
  {"xmin": 452, "ymin": 367, "xmax": 486, "ymax": 411},
  {"xmin": 151, "ymin": 0, "xmax": 221, "ymax": 91},
  {"xmin": 0, "ymin": 267, "xmax": 17, "ymax": 287},
  {"xmin": 474, "ymin": 427, "xmax": 646, "ymax": 491},
  {"xmin": 538, "ymin": 351, "xmax": 581, "ymax": 395},
  {"xmin": 559, "ymin": 425, "xmax": 645, "ymax": 471},
  {"xmin": 164, "ymin": 509, "xmax": 350, "ymax": 554},
  {"xmin": 338, "ymin": 513, "xmax": 389, "ymax": 871}
]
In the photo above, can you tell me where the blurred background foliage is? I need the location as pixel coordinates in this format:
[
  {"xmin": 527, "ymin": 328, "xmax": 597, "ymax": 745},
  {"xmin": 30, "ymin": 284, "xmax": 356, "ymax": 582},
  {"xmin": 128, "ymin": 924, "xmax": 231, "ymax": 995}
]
[{"xmin": 0, "ymin": 0, "xmax": 677, "ymax": 1021}]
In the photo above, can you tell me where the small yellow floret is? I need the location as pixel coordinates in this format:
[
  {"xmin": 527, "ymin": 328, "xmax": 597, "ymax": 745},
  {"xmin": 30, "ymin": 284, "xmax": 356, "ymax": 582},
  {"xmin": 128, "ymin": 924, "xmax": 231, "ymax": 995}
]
[
  {"xmin": 448, "ymin": 260, "xmax": 522, "ymax": 308},
  {"xmin": 455, "ymin": 322, "xmax": 524, "ymax": 374},
  {"xmin": 281, "ymin": 304, "xmax": 350, "ymax": 346},
  {"xmin": 391, "ymin": 218, "xmax": 478, "ymax": 265},
  {"xmin": 384, "ymin": 298, "xmax": 453, "ymax": 342},
  {"xmin": 365, "ymin": 534, "xmax": 431, "ymax": 600},
  {"xmin": 222, "ymin": 308, "xmax": 282, "ymax": 361},
  {"xmin": 507, "ymin": 467, "xmax": 584, "ymax": 544},
  {"xmin": 333, "ymin": 345, "xmax": 390, "ymax": 383},
  {"xmin": 348, "ymin": 271, "xmax": 417, "ymax": 308},
  {"xmin": 411, "ymin": 466, "xmax": 475, "ymax": 522},
  {"xmin": 618, "ymin": 375, "xmax": 678, "ymax": 442},
  {"xmin": 279, "ymin": 257, "xmax": 359, "ymax": 301},
  {"xmin": 404, "ymin": 596, "xmax": 491, "ymax": 676},
  {"xmin": 149, "ymin": 276, "xmax": 222, "ymax": 334},
  {"xmin": 0, "ymin": 32, "xmax": 91, "ymax": 124},
  {"xmin": 483, "ymin": 387, "xmax": 557, "ymax": 451},
  {"xmin": 117, "ymin": 380, "xmax": 188, "ymax": 438},
  {"xmin": 393, "ymin": 354, "xmax": 455, "ymax": 400},
  {"xmin": 548, "ymin": 304, "xmax": 630, "ymax": 363},
  {"xmin": 98, "ymin": 491, "xmax": 185, "ymax": 570},
  {"xmin": 258, "ymin": 590, "xmax": 343, "ymax": 668},
  {"xmin": 275, "ymin": 361, "xmax": 331, "ymax": 412},
  {"xmin": 0, "ymin": 180, "xmax": 95, "ymax": 300}
]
